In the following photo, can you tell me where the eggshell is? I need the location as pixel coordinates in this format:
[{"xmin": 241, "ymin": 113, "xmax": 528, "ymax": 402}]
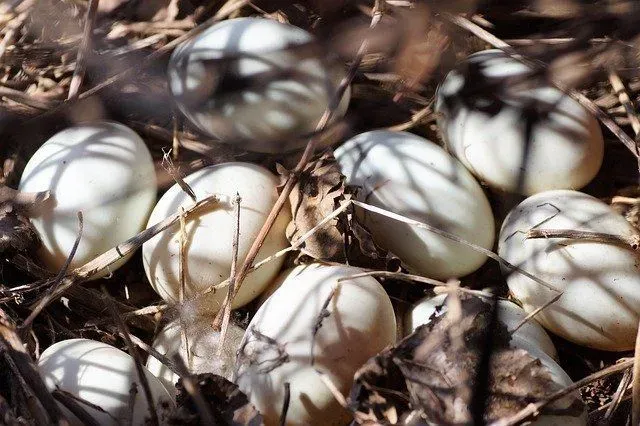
[
  {"xmin": 19, "ymin": 122, "xmax": 156, "ymax": 277},
  {"xmin": 146, "ymin": 318, "xmax": 245, "ymax": 397},
  {"xmin": 142, "ymin": 162, "xmax": 290, "ymax": 313},
  {"xmin": 406, "ymin": 295, "xmax": 585, "ymax": 425},
  {"xmin": 499, "ymin": 190, "xmax": 640, "ymax": 351},
  {"xmin": 334, "ymin": 130, "xmax": 495, "ymax": 279},
  {"xmin": 38, "ymin": 338, "xmax": 173, "ymax": 425},
  {"xmin": 405, "ymin": 294, "xmax": 558, "ymax": 360},
  {"xmin": 435, "ymin": 49, "xmax": 603, "ymax": 195},
  {"xmin": 168, "ymin": 17, "xmax": 350, "ymax": 153},
  {"xmin": 235, "ymin": 264, "xmax": 396, "ymax": 425}
]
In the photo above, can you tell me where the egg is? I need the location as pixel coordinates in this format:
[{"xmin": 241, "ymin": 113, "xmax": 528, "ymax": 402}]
[
  {"xmin": 406, "ymin": 294, "xmax": 558, "ymax": 361},
  {"xmin": 38, "ymin": 338, "xmax": 173, "ymax": 425},
  {"xmin": 435, "ymin": 49, "xmax": 603, "ymax": 195},
  {"xmin": 235, "ymin": 264, "xmax": 396, "ymax": 425},
  {"xmin": 334, "ymin": 130, "xmax": 495, "ymax": 279},
  {"xmin": 142, "ymin": 162, "xmax": 290, "ymax": 313},
  {"xmin": 146, "ymin": 317, "xmax": 245, "ymax": 397},
  {"xmin": 499, "ymin": 190, "xmax": 640, "ymax": 351},
  {"xmin": 19, "ymin": 122, "xmax": 157, "ymax": 276},
  {"xmin": 406, "ymin": 295, "xmax": 585, "ymax": 426},
  {"xmin": 168, "ymin": 17, "xmax": 350, "ymax": 153}
]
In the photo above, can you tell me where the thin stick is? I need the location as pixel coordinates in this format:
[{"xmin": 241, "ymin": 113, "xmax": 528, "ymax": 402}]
[
  {"xmin": 315, "ymin": 369, "xmax": 349, "ymax": 409},
  {"xmin": 605, "ymin": 368, "xmax": 632, "ymax": 421},
  {"xmin": 490, "ymin": 358, "xmax": 633, "ymax": 426},
  {"xmin": 215, "ymin": 194, "xmax": 241, "ymax": 357},
  {"xmin": 608, "ymin": 71, "xmax": 640, "ymax": 136},
  {"xmin": 103, "ymin": 288, "xmax": 159, "ymax": 426},
  {"xmin": 211, "ymin": 0, "xmax": 385, "ymax": 328},
  {"xmin": 444, "ymin": 13, "xmax": 640, "ymax": 160},
  {"xmin": 508, "ymin": 292, "xmax": 563, "ymax": 334},
  {"xmin": 178, "ymin": 207, "xmax": 191, "ymax": 368},
  {"xmin": 279, "ymin": 382, "xmax": 291, "ymax": 426},
  {"xmin": 67, "ymin": 0, "xmax": 99, "ymax": 100},
  {"xmin": 633, "ymin": 317, "xmax": 640, "ymax": 426},
  {"xmin": 526, "ymin": 228, "xmax": 640, "ymax": 250},
  {"xmin": 53, "ymin": 390, "xmax": 100, "ymax": 426},
  {"xmin": 22, "ymin": 212, "xmax": 83, "ymax": 330},
  {"xmin": 310, "ymin": 286, "xmax": 338, "ymax": 366},
  {"xmin": 351, "ymin": 200, "xmax": 561, "ymax": 293},
  {"xmin": 31, "ymin": 195, "xmax": 218, "ymax": 307}
]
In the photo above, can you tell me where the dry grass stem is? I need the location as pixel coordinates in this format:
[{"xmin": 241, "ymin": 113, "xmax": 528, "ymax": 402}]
[
  {"xmin": 526, "ymin": 228, "xmax": 640, "ymax": 250},
  {"xmin": 104, "ymin": 289, "xmax": 159, "ymax": 426},
  {"xmin": 67, "ymin": 0, "xmax": 99, "ymax": 100}
]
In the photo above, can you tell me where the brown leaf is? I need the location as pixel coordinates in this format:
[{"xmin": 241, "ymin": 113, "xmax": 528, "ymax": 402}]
[
  {"xmin": 285, "ymin": 153, "xmax": 346, "ymax": 261},
  {"xmin": 350, "ymin": 297, "xmax": 585, "ymax": 424},
  {"xmin": 171, "ymin": 373, "xmax": 263, "ymax": 425}
]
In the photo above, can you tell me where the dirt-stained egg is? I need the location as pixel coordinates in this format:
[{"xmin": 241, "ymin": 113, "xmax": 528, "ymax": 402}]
[
  {"xmin": 146, "ymin": 317, "xmax": 245, "ymax": 397},
  {"xmin": 19, "ymin": 122, "xmax": 157, "ymax": 277},
  {"xmin": 38, "ymin": 338, "xmax": 172, "ymax": 425},
  {"xmin": 335, "ymin": 130, "xmax": 495, "ymax": 279},
  {"xmin": 142, "ymin": 162, "xmax": 290, "ymax": 313},
  {"xmin": 167, "ymin": 17, "xmax": 350, "ymax": 153},
  {"xmin": 235, "ymin": 264, "xmax": 396, "ymax": 425},
  {"xmin": 499, "ymin": 190, "xmax": 640, "ymax": 351},
  {"xmin": 435, "ymin": 49, "xmax": 603, "ymax": 195}
]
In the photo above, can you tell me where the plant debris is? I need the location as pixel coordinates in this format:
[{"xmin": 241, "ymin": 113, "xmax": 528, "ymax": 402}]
[
  {"xmin": 170, "ymin": 373, "xmax": 263, "ymax": 426},
  {"xmin": 349, "ymin": 296, "xmax": 585, "ymax": 424},
  {"xmin": 283, "ymin": 153, "xmax": 346, "ymax": 261}
]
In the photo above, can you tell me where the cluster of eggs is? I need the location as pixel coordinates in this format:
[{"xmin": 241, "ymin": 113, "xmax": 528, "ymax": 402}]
[{"xmin": 18, "ymin": 15, "xmax": 640, "ymax": 426}]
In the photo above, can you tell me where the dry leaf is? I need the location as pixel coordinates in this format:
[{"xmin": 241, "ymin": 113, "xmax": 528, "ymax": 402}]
[
  {"xmin": 0, "ymin": 186, "xmax": 49, "ymax": 254},
  {"xmin": 171, "ymin": 373, "xmax": 263, "ymax": 425},
  {"xmin": 284, "ymin": 153, "xmax": 346, "ymax": 261},
  {"xmin": 350, "ymin": 296, "xmax": 585, "ymax": 424}
]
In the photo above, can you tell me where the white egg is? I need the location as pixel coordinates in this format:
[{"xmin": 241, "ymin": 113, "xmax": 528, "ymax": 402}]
[
  {"xmin": 406, "ymin": 295, "xmax": 585, "ymax": 426},
  {"xmin": 146, "ymin": 318, "xmax": 245, "ymax": 397},
  {"xmin": 142, "ymin": 162, "xmax": 290, "ymax": 313},
  {"xmin": 235, "ymin": 264, "xmax": 396, "ymax": 425},
  {"xmin": 334, "ymin": 130, "xmax": 495, "ymax": 279},
  {"xmin": 435, "ymin": 49, "xmax": 603, "ymax": 195},
  {"xmin": 405, "ymin": 294, "xmax": 558, "ymax": 361},
  {"xmin": 38, "ymin": 338, "xmax": 173, "ymax": 425},
  {"xmin": 19, "ymin": 122, "xmax": 157, "ymax": 277},
  {"xmin": 168, "ymin": 17, "xmax": 350, "ymax": 153},
  {"xmin": 499, "ymin": 190, "xmax": 640, "ymax": 351}
]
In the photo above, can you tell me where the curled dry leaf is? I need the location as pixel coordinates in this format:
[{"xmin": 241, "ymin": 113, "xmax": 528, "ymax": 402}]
[
  {"xmin": 349, "ymin": 296, "xmax": 585, "ymax": 424},
  {"xmin": 283, "ymin": 153, "xmax": 346, "ymax": 261},
  {"xmin": 0, "ymin": 186, "xmax": 50, "ymax": 254},
  {"xmin": 170, "ymin": 373, "xmax": 263, "ymax": 426}
]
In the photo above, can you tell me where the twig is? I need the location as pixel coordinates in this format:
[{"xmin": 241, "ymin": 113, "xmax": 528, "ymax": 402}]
[
  {"xmin": 214, "ymin": 194, "xmax": 241, "ymax": 358},
  {"xmin": 608, "ymin": 71, "xmax": 640, "ymax": 136},
  {"xmin": 103, "ymin": 288, "xmax": 159, "ymax": 426},
  {"xmin": 490, "ymin": 358, "xmax": 634, "ymax": 426},
  {"xmin": 526, "ymin": 228, "xmax": 640, "ymax": 251},
  {"xmin": 52, "ymin": 390, "xmax": 100, "ymax": 426},
  {"xmin": 211, "ymin": 0, "xmax": 385, "ymax": 328},
  {"xmin": 315, "ymin": 369, "xmax": 348, "ymax": 409},
  {"xmin": 27, "ymin": 195, "xmax": 218, "ymax": 310},
  {"xmin": 605, "ymin": 368, "xmax": 632, "ymax": 422},
  {"xmin": 279, "ymin": 382, "xmax": 291, "ymax": 426},
  {"xmin": 162, "ymin": 149, "xmax": 196, "ymax": 202},
  {"xmin": 310, "ymin": 286, "xmax": 338, "ymax": 366},
  {"xmin": 633, "ymin": 317, "xmax": 640, "ymax": 426},
  {"xmin": 67, "ymin": 0, "xmax": 99, "ymax": 100},
  {"xmin": 508, "ymin": 292, "xmax": 563, "ymax": 334},
  {"xmin": 178, "ymin": 207, "xmax": 191, "ymax": 369},
  {"xmin": 351, "ymin": 200, "xmax": 561, "ymax": 293},
  {"xmin": 22, "ymin": 212, "xmax": 83, "ymax": 330}
]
